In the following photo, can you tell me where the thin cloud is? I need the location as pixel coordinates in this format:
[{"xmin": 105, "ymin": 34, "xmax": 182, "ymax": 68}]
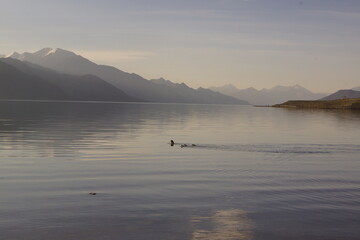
[
  {"xmin": 131, "ymin": 9, "xmax": 244, "ymax": 22},
  {"xmin": 308, "ymin": 10, "xmax": 360, "ymax": 20}
]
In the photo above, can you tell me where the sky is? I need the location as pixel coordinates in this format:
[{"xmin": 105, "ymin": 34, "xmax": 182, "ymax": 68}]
[{"xmin": 1, "ymin": 0, "xmax": 360, "ymax": 93}]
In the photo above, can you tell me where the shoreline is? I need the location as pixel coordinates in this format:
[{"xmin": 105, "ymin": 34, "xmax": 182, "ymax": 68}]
[{"xmin": 272, "ymin": 98, "xmax": 360, "ymax": 110}]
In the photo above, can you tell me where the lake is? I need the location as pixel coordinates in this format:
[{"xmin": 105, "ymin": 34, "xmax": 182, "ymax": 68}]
[{"xmin": 0, "ymin": 101, "xmax": 359, "ymax": 240}]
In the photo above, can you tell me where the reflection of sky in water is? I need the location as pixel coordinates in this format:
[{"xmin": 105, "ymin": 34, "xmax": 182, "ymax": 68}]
[{"xmin": 192, "ymin": 209, "xmax": 253, "ymax": 240}]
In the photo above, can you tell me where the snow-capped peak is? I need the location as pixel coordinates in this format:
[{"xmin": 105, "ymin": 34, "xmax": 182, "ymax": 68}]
[
  {"xmin": 44, "ymin": 48, "xmax": 58, "ymax": 56},
  {"xmin": 5, "ymin": 51, "xmax": 21, "ymax": 59},
  {"xmin": 5, "ymin": 48, "xmax": 79, "ymax": 62},
  {"xmin": 33, "ymin": 48, "xmax": 57, "ymax": 57}
]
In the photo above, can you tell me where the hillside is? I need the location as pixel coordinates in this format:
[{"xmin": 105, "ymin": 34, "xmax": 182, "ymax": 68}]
[
  {"xmin": 0, "ymin": 61, "xmax": 69, "ymax": 100},
  {"xmin": 0, "ymin": 58, "xmax": 139, "ymax": 102},
  {"xmin": 273, "ymin": 98, "xmax": 360, "ymax": 109},
  {"xmin": 321, "ymin": 89, "xmax": 360, "ymax": 100}
]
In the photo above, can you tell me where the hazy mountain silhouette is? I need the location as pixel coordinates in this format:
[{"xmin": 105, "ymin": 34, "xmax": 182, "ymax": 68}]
[
  {"xmin": 150, "ymin": 78, "xmax": 179, "ymax": 87},
  {"xmin": 150, "ymin": 78, "xmax": 249, "ymax": 104},
  {"xmin": 0, "ymin": 58, "xmax": 139, "ymax": 102},
  {"xmin": 0, "ymin": 61, "xmax": 69, "ymax": 100},
  {"xmin": 321, "ymin": 89, "xmax": 360, "ymax": 100},
  {"xmin": 352, "ymin": 86, "xmax": 360, "ymax": 91},
  {"xmin": 7, "ymin": 48, "xmax": 247, "ymax": 105},
  {"xmin": 210, "ymin": 84, "xmax": 327, "ymax": 105}
]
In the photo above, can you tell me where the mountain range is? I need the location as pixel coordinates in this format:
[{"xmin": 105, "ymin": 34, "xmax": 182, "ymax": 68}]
[
  {"xmin": 2, "ymin": 47, "xmax": 357, "ymax": 105},
  {"xmin": 3, "ymin": 48, "xmax": 246, "ymax": 105},
  {"xmin": 210, "ymin": 84, "xmax": 328, "ymax": 105}
]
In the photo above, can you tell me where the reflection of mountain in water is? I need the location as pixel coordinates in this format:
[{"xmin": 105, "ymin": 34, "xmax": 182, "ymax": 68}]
[
  {"xmin": 2, "ymin": 101, "xmax": 360, "ymax": 159},
  {"xmin": 0, "ymin": 101, "xmax": 233, "ymax": 158},
  {"xmin": 0, "ymin": 101, "xmax": 175, "ymax": 158}
]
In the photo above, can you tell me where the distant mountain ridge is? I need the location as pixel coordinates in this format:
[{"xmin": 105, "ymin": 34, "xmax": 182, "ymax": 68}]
[
  {"xmin": 321, "ymin": 89, "xmax": 360, "ymax": 100},
  {"xmin": 149, "ymin": 78, "xmax": 250, "ymax": 104},
  {"xmin": 150, "ymin": 78, "xmax": 182, "ymax": 88},
  {"xmin": 6, "ymin": 48, "xmax": 247, "ymax": 105},
  {"xmin": 210, "ymin": 84, "xmax": 327, "ymax": 105}
]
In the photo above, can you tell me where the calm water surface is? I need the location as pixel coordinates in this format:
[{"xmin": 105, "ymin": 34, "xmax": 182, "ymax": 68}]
[{"xmin": 0, "ymin": 101, "xmax": 359, "ymax": 240}]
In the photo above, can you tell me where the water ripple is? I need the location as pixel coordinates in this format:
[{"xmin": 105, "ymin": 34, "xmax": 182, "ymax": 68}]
[{"xmin": 185, "ymin": 143, "xmax": 360, "ymax": 154}]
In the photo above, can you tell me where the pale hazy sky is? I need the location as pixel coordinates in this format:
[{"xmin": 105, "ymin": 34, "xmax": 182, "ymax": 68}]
[{"xmin": 1, "ymin": 0, "xmax": 359, "ymax": 92}]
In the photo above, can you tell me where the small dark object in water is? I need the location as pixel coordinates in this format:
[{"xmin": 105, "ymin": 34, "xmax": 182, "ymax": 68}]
[
  {"xmin": 192, "ymin": 144, "xmax": 196, "ymax": 146},
  {"xmin": 170, "ymin": 140, "xmax": 174, "ymax": 146},
  {"xmin": 89, "ymin": 192, "xmax": 97, "ymax": 195},
  {"xmin": 181, "ymin": 144, "xmax": 188, "ymax": 148}
]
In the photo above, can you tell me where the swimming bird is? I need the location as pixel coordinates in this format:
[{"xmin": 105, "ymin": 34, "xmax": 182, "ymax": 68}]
[{"xmin": 170, "ymin": 140, "xmax": 174, "ymax": 146}]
